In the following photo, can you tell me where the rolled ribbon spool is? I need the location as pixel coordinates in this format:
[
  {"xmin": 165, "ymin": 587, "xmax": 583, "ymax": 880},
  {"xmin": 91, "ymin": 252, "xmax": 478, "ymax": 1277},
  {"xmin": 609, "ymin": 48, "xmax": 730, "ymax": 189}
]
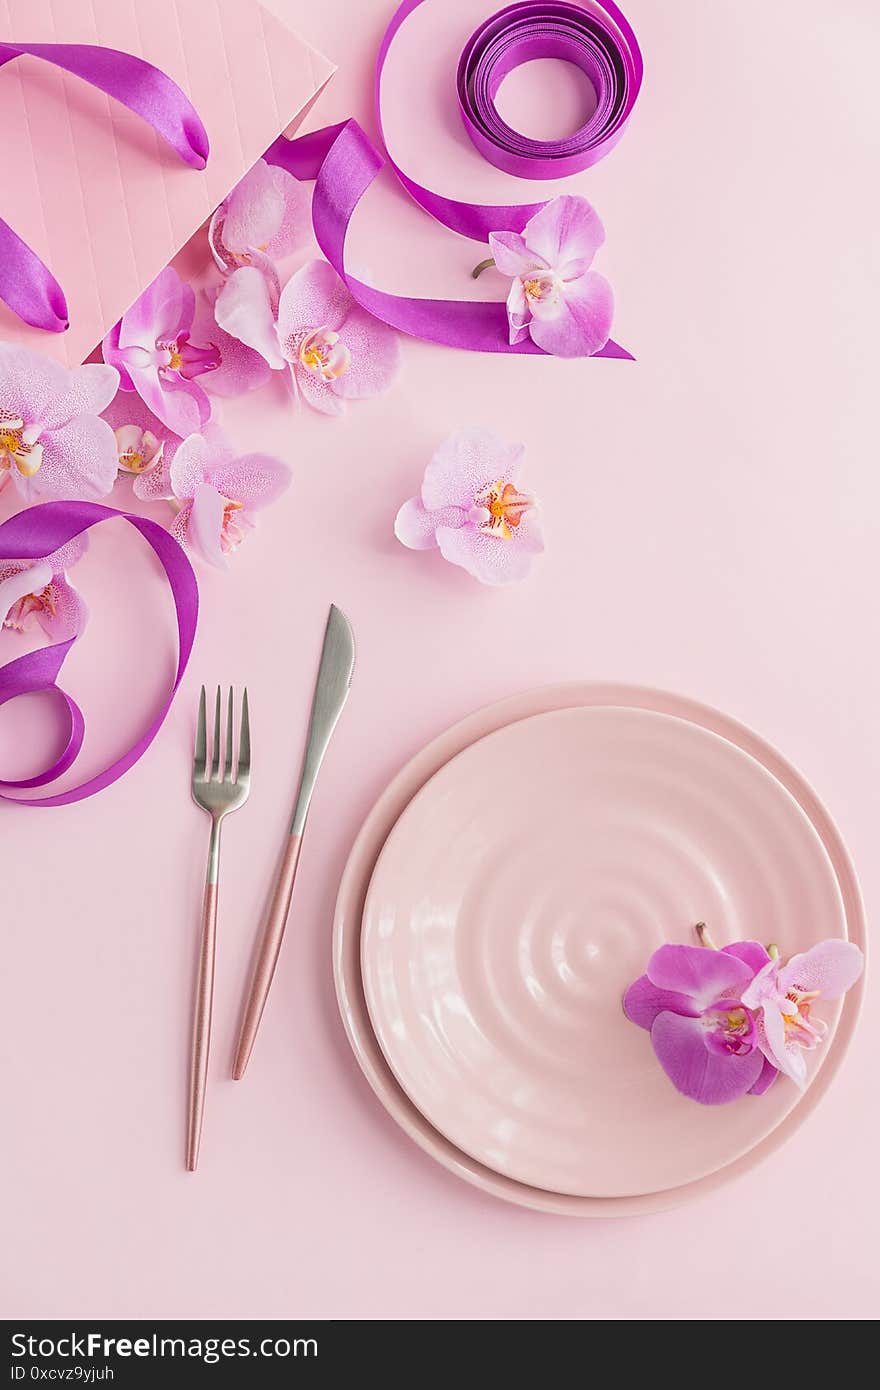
[
  {"xmin": 457, "ymin": 1, "xmax": 639, "ymax": 179},
  {"xmin": 267, "ymin": 0, "xmax": 641, "ymax": 357},
  {"xmin": 0, "ymin": 42, "xmax": 209, "ymax": 333},
  {"xmin": 0, "ymin": 502, "xmax": 198, "ymax": 809}
]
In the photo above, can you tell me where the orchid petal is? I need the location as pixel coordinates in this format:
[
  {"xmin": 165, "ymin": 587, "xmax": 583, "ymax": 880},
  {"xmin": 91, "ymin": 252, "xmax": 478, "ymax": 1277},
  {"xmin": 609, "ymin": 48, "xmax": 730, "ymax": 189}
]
[
  {"xmin": 646, "ymin": 944, "xmax": 754, "ymax": 1009},
  {"xmin": 329, "ymin": 306, "xmax": 400, "ymax": 400},
  {"xmin": 779, "ymin": 940, "xmax": 864, "ymax": 1000},
  {"xmin": 650, "ymin": 1011, "xmax": 764, "ymax": 1105},
  {"xmin": 20, "ymin": 416, "xmax": 118, "ymax": 503},
  {"xmin": 521, "ymin": 194, "xmax": 605, "ymax": 270},
  {"xmin": 528, "ymin": 270, "xmax": 613, "ymax": 358},
  {"xmin": 436, "ymin": 512, "xmax": 543, "ymax": 586},
  {"xmin": 277, "ymin": 260, "xmax": 352, "ymax": 344},
  {"xmin": 0, "ymin": 560, "xmax": 53, "ymax": 621},
  {"xmin": 748, "ymin": 1054, "xmax": 780, "ymax": 1096},
  {"xmin": 723, "ymin": 941, "xmax": 772, "ymax": 974},
  {"xmin": 208, "ymin": 453, "xmax": 290, "ymax": 510},
  {"xmin": 293, "ymin": 361, "xmax": 345, "ymax": 416},
  {"xmin": 422, "ymin": 428, "xmax": 524, "ymax": 511},
  {"xmin": 222, "ymin": 158, "xmax": 286, "ymax": 257},
  {"xmin": 188, "ymin": 483, "xmax": 229, "ymax": 570},
  {"xmin": 394, "ymin": 498, "xmax": 468, "ymax": 550},
  {"xmin": 215, "ymin": 267, "xmax": 285, "ymax": 370},
  {"xmin": 488, "ymin": 230, "xmax": 545, "ymax": 278},
  {"xmin": 622, "ymin": 974, "xmax": 700, "ymax": 1031}
]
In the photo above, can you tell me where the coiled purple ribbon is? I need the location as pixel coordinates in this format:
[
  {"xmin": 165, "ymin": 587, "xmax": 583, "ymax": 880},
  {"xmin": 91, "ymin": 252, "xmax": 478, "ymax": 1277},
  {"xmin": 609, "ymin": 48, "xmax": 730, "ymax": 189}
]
[
  {"xmin": 265, "ymin": 0, "xmax": 641, "ymax": 357},
  {"xmin": 0, "ymin": 41, "xmax": 209, "ymax": 334},
  {"xmin": 0, "ymin": 503, "xmax": 198, "ymax": 808}
]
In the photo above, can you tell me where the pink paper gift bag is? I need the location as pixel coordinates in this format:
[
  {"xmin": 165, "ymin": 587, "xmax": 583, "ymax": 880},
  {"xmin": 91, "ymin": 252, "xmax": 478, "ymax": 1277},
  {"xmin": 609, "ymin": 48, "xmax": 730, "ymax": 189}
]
[{"xmin": 0, "ymin": 0, "xmax": 334, "ymax": 366}]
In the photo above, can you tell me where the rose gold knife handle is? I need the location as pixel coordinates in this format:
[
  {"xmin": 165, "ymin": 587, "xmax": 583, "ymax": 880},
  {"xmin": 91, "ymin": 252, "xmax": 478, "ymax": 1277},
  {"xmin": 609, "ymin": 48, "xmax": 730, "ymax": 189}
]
[
  {"xmin": 232, "ymin": 833, "xmax": 302, "ymax": 1080},
  {"xmin": 186, "ymin": 819, "xmax": 222, "ymax": 1172}
]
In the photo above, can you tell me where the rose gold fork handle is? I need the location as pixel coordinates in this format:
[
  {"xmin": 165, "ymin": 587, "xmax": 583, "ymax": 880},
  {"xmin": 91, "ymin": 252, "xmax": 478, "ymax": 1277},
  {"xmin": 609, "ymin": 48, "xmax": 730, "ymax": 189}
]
[
  {"xmin": 186, "ymin": 852, "xmax": 220, "ymax": 1172},
  {"xmin": 232, "ymin": 833, "xmax": 302, "ymax": 1080}
]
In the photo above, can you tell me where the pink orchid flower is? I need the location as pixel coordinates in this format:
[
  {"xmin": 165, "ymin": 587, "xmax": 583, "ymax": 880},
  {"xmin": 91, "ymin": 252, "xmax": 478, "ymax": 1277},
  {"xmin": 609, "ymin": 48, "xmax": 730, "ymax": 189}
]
[
  {"xmin": 488, "ymin": 195, "xmax": 613, "ymax": 356},
  {"xmin": 394, "ymin": 427, "xmax": 543, "ymax": 586},
  {"xmin": 214, "ymin": 259, "xmax": 400, "ymax": 416},
  {"xmin": 1, "ymin": 536, "xmax": 87, "ymax": 641},
  {"xmin": 102, "ymin": 268, "xmax": 220, "ymax": 437},
  {"xmin": 624, "ymin": 941, "xmax": 779, "ymax": 1105},
  {"xmin": 0, "ymin": 346, "xmax": 119, "ymax": 503},
  {"xmin": 741, "ymin": 940, "xmax": 864, "ymax": 1087},
  {"xmin": 101, "ymin": 386, "xmax": 181, "ymax": 500},
  {"xmin": 209, "ymin": 157, "xmax": 309, "ymax": 277},
  {"xmin": 165, "ymin": 429, "xmax": 290, "ymax": 569}
]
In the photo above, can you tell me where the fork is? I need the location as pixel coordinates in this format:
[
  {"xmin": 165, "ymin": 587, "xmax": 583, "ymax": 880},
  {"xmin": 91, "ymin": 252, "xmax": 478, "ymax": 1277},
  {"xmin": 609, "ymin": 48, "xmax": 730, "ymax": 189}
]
[{"xmin": 187, "ymin": 685, "xmax": 250, "ymax": 1171}]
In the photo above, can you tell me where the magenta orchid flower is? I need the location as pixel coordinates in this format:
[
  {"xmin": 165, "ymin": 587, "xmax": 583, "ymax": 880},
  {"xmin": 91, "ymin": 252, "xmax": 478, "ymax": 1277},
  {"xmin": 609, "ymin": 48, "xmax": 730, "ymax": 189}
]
[
  {"xmin": 1, "ymin": 535, "xmax": 87, "ymax": 641},
  {"xmin": 214, "ymin": 259, "xmax": 400, "ymax": 416},
  {"xmin": 394, "ymin": 427, "xmax": 543, "ymax": 586},
  {"xmin": 624, "ymin": 941, "xmax": 779, "ymax": 1105},
  {"xmin": 741, "ymin": 941, "xmax": 864, "ymax": 1087},
  {"xmin": 487, "ymin": 195, "xmax": 613, "ymax": 356},
  {"xmin": 209, "ymin": 157, "xmax": 309, "ymax": 278},
  {"xmin": 165, "ymin": 428, "xmax": 290, "ymax": 569},
  {"xmin": 102, "ymin": 268, "xmax": 220, "ymax": 437},
  {"xmin": 0, "ymin": 346, "xmax": 119, "ymax": 503}
]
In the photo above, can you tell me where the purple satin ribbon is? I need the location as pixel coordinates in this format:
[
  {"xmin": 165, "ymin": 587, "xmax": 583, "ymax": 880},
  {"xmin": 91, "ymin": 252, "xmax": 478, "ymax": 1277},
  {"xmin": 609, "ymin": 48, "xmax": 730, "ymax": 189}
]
[
  {"xmin": 0, "ymin": 503, "xmax": 198, "ymax": 808},
  {"xmin": 266, "ymin": 0, "xmax": 640, "ymax": 358},
  {"xmin": 0, "ymin": 41, "xmax": 209, "ymax": 334}
]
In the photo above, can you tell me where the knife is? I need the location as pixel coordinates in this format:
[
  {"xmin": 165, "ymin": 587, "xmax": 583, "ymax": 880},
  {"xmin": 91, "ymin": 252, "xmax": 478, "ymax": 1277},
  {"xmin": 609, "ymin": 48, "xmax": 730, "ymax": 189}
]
[{"xmin": 232, "ymin": 604, "xmax": 355, "ymax": 1079}]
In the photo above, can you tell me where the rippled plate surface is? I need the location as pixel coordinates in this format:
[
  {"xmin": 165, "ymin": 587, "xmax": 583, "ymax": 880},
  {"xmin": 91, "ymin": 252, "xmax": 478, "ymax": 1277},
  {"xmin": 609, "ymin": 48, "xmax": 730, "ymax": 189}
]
[
  {"xmin": 334, "ymin": 685, "xmax": 865, "ymax": 1214},
  {"xmin": 360, "ymin": 705, "xmax": 849, "ymax": 1199}
]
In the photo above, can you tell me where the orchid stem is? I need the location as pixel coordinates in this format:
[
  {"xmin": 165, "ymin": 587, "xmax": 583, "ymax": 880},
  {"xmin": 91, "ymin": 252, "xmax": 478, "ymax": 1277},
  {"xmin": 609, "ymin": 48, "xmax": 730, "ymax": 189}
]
[
  {"xmin": 695, "ymin": 921, "xmax": 719, "ymax": 950},
  {"xmin": 471, "ymin": 257, "xmax": 496, "ymax": 280}
]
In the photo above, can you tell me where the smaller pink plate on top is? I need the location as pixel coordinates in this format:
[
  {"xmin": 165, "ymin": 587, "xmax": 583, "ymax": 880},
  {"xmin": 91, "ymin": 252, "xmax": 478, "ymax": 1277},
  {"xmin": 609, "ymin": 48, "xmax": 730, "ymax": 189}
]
[{"xmin": 335, "ymin": 686, "xmax": 866, "ymax": 1214}]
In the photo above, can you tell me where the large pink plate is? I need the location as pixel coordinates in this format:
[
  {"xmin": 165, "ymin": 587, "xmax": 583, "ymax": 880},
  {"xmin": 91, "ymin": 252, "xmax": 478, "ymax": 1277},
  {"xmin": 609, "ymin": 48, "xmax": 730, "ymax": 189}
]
[{"xmin": 333, "ymin": 685, "xmax": 866, "ymax": 1215}]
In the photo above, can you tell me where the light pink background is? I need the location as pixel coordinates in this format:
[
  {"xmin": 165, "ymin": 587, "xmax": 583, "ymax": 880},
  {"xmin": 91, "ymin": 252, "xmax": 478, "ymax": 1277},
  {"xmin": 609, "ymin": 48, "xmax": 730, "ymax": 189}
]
[{"xmin": 2, "ymin": 0, "xmax": 878, "ymax": 1320}]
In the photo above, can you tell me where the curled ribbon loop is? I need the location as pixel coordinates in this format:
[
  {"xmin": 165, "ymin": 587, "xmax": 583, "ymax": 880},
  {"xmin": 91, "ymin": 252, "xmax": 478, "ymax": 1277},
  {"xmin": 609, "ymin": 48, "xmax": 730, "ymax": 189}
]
[
  {"xmin": 0, "ymin": 503, "xmax": 198, "ymax": 808},
  {"xmin": 457, "ymin": 1, "xmax": 640, "ymax": 179},
  {"xmin": 0, "ymin": 41, "xmax": 209, "ymax": 333},
  {"xmin": 266, "ymin": 0, "xmax": 641, "ymax": 357}
]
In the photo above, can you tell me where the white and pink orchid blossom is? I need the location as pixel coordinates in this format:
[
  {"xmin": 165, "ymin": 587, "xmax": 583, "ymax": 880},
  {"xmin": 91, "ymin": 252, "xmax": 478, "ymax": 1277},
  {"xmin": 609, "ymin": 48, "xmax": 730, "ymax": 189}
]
[
  {"xmin": 208, "ymin": 157, "xmax": 309, "ymax": 278},
  {"xmin": 394, "ymin": 427, "xmax": 543, "ymax": 586},
  {"xmin": 487, "ymin": 195, "xmax": 613, "ymax": 356},
  {"xmin": 214, "ymin": 259, "xmax": 400, "ymax": 416},
  {"xmin": 102, "ymin": 268, "xmax": 220, "ymax": 437},
  {"xmin": 164, "ymin": 428, "xmax": 290, "ymax": 569},
  {"xmin": 741, "ymin": 940, "xmax": 864, "ymax": 1087},
  {"xmin": 101, "ymin": 385, "xmax": 184, "ymax": 502},
  {"xmin": 0, "ymin": 345, "xmax": 119, "ymax": 503},
  {"xmin": 0, "ymin": 535, "xmax": 87, "ymax": 641}
]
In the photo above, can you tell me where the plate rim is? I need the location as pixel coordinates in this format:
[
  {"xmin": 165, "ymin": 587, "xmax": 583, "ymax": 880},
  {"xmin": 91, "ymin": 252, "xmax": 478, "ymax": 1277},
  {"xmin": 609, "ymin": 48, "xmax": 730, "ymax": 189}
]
[{"xmin": 332, "ymin": 683, "xmax": 867, "ymax": 1217}]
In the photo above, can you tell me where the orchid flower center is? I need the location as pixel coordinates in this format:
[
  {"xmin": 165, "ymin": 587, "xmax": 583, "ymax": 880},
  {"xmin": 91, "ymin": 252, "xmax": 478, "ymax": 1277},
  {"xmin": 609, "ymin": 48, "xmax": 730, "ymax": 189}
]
[
  {"xmin": 522, "ymin": 271, "xmax": 563, "ymax": 309},
  {"xmin": 156, "ymin": 332, "xmax": 220, "ymax": 382},
  {"xmin": 782, "ymin": 987, "xmax": 824, "ymax": 1048},
  {"xmin": 114, "ymin": 425, "xmax": 163, "ymax": 475},
  {"xmin": 701, "ymin": 1002, "xmax": 757, "ymax": 1057},
  {"xmin": 220, "ymin": 497, "xmax": 246, "ymax": 554},
  {"xmin": 298, "ymin": 327, "xmax": 352, "ymax": 381},
  {"xmin": 3, "ymin": 581, "xmax": 57, "ymax": 632},
  {"xmin": 469, "ymin": 479, "xmax": 534, "ymax": 540},
  {"xmin": 0, "ymin": 413, "xmax": 44, "ymax": 477}
]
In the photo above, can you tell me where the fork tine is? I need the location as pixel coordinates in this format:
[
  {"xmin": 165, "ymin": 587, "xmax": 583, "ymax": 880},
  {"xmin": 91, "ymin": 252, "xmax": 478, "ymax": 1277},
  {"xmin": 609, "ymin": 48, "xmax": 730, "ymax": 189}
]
[
  {"xmin": 225, "ymin": 686, "xmax": 234, "ymax": 781},
  {"xmin": 238, "ymin": 687, "xmax": 250, "ymax": 778},
  {"xmin": 194, "ymin": 685, "xmax": 207, "ymax": 779},
  {"xmin": 211, "ymin": 686, "xmax": 222, "ymax": 780}
]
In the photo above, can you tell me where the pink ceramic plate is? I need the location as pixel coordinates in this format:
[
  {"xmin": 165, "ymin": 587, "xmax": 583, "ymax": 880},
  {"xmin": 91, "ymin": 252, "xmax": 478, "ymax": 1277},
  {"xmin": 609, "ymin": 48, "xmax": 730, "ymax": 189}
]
[
  {"xmin": 333, "ymin": 686, "xmax": 866, "ymax": 1215},
  {"xmin": 361, "ymin": 706, "xmax": 846, "ymax": 1198}
]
